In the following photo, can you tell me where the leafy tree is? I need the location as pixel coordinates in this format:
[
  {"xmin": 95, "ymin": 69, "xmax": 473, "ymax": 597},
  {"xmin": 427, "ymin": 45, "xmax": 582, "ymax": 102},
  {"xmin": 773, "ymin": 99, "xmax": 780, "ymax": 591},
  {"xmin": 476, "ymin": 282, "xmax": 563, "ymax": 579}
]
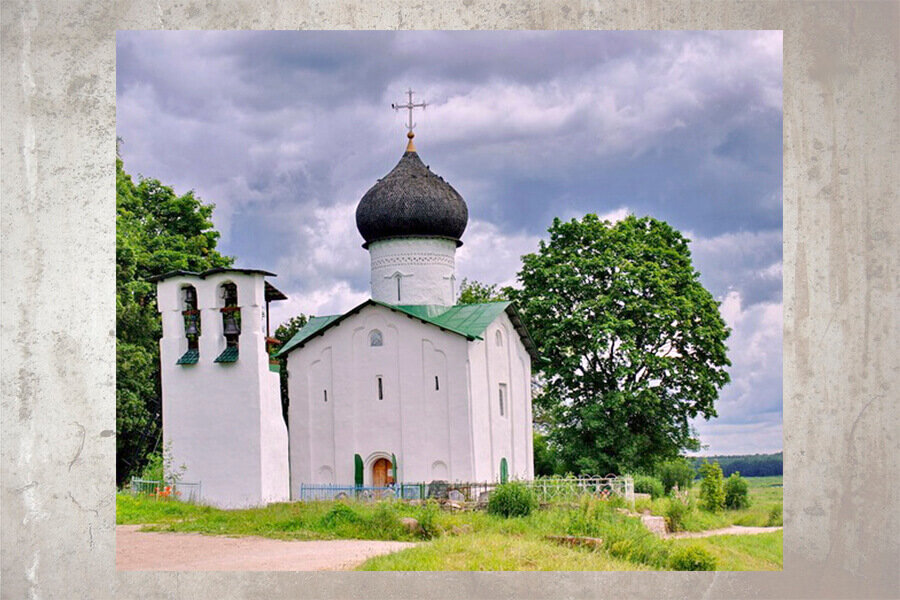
[
  {"xmin": 273, "ymin": 314, "xmax": 309, "ymax": 425},
  {"xmin": 532, "ymin": 431, "xmax": 562, "ymax": 476},
  {"xmin": 699, "ymin": 461, "xmax": 726, "ymax": 512},
  {"xmin": 724, "ymin": 471, "xmax": 751, "ymax": 509},
  {"xmin": 656, "ymin": 457, "xmax": 696, "ymax": 495},
  {"xmin": 457, "ymin": 278, "xmax": 508, "ymax": 304},
  {"xmin": 117, "ymin": 157, "xmax": 232, "ymax": 484},
  {"xmin": 509, "ymin": 214, "xmax": 731, "ymax": 476}
]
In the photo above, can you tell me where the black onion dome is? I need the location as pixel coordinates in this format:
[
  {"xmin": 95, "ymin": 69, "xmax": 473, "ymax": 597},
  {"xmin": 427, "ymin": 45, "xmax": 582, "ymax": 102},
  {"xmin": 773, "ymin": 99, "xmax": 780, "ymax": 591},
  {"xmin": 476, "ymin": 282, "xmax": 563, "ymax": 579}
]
[{"xmin": 356, "ymin": 148, "xmax": 468, "ymax": 248}]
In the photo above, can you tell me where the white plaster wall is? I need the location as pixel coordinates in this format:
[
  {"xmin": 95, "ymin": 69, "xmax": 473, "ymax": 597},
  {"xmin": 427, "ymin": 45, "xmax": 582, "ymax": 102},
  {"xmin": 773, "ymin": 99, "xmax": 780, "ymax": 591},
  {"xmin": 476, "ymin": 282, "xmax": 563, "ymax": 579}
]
[
  {"xmin": 157, "ymin": 273, "xmax": 289, "ymax": 508},
  {"xmin": 467, "ymin": 311, "xmax": 534, "ymax": 481},
  {"xmin": 286, "ymin": 303, "xmax": 474, "ymax": 493},
  {"xmin": 368, "ymin": 238, "xmax": 457, "ymax": 306}
]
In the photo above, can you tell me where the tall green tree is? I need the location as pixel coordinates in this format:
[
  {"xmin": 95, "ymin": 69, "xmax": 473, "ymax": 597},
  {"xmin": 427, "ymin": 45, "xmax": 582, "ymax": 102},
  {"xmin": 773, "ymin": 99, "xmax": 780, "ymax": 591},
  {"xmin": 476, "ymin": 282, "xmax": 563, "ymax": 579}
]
[
  {"xmin": 116, "ymin": 157, "xmax": 232, "ymax": 484},
  {"xmin": 457, "ymin": 278, "xmax": 508, "ymax": 304},
  {"xmin": 510, "ymin": 214, "xmax": 730, "ymax": 476},
  {"xmin": 273, "ymin": 314, "xmax": 309, "ymax": 425}
]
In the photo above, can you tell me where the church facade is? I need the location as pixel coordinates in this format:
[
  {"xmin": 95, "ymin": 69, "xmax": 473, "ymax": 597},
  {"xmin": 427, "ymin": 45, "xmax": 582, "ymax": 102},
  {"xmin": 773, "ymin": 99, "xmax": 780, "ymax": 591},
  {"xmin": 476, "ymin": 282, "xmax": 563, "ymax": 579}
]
[{"xmin": 154, "ymin": 126, "xmax": 537, "ymax": 507}]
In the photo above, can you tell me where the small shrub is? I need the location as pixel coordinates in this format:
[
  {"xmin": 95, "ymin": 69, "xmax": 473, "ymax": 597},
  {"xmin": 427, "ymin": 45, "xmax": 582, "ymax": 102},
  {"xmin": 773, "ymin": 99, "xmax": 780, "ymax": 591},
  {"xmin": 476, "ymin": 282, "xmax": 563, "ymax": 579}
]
[
  {"xmin": 699, "ymin": 461, "xmax": 726, "ymax": 513},
  {"xmin": 633, "ymin": 474, "xmax": 665, "ymax": 499},
  {"xmin": 656, "ymin": 458, "xmax": 695, "ymax": 495},
  {"xmin": 664, "ymin": 487, "xmax": 692, "ymax": 532},
  {"xmin": 766, "ymin": 505, "xmax": 783, "ymax": 527},
  {"xmin": 488, "ymin": 482, "xmax": 537, "ymax": 518},
  {"xmin": 567, "ymin": 497, "xmax": 671, "ymax": 568},
  {"xmin": 319, "ymin": 503, "xmax": 360, "ymax": 527},
  {"xmin": 668, "ymin": 544, "xmax": 717, "ymax": 571},
  {"xmin": 417, "ymin": 500, "xmax": 441, "ymax": 539},
  {"xmin": 724, "ymin": 472, "xmax": 751, "ymax": 509}
]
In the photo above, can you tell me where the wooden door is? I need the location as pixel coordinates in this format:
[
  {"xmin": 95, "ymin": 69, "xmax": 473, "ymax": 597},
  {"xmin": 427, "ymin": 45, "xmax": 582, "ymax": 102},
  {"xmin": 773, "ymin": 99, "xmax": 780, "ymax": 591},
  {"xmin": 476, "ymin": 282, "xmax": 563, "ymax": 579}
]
[{"xmin": 373, "ymin": 458, "xmax": 392, "ymax": 487}]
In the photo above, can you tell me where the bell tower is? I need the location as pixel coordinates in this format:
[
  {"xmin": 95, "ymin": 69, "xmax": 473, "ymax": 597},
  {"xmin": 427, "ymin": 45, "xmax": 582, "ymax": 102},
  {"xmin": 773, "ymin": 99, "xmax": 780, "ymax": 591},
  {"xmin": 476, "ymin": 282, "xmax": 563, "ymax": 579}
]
[{"xmin": 153, "ymin": 268, "xmax": 290, "ymax": 508}]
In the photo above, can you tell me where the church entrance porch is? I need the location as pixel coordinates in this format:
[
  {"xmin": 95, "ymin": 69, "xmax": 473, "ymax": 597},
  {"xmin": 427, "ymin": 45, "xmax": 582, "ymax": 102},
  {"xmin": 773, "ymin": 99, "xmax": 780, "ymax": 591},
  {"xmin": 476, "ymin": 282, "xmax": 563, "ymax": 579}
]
[{"xmin": 372, "ymin": 458, "xmax": 394, "ymax": 487}]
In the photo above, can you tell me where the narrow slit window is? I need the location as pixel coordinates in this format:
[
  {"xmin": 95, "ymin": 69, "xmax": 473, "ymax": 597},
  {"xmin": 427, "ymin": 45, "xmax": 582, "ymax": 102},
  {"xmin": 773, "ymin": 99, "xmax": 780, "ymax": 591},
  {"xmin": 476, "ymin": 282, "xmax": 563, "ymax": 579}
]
[
  {"xmin": 377, "ymin": 376, "xmax": 383, "ymax": 400},
  {"xmin": 323, "ymin": 389, "xmax": 328, "ymax": 403},
  {"xmin": 435, "ymin": 376, "xmax": 440, "ymax": 391},
  {"xmin": 498, "ymin": 383, "xmax": 507, "ymax": 417}
]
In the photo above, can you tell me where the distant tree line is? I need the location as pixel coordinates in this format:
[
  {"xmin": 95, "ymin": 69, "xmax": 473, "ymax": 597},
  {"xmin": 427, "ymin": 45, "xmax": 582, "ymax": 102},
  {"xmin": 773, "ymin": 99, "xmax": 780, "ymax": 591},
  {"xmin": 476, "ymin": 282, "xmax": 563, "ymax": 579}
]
[{"xmin": 689, "ymin": 452, "xmax": 782, "ymax": 477}]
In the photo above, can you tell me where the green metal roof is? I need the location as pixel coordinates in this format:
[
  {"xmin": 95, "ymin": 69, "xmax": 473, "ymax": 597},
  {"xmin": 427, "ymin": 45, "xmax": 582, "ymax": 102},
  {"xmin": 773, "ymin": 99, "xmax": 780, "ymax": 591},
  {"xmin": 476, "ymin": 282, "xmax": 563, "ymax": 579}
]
[
  {"xmin": 214, "ymin": 346, "xmax": 239, "ymax": 363},
  {"xmin": 390, "ymin": 301, "xmax": 512, "ymax": 338},
  {"xmin": 176, "ymin": 349, "xmax": 199, "ymax": 365},
  {"xmin": 275, "ymin": 300, "xmax": 539, "ymax": 361}
]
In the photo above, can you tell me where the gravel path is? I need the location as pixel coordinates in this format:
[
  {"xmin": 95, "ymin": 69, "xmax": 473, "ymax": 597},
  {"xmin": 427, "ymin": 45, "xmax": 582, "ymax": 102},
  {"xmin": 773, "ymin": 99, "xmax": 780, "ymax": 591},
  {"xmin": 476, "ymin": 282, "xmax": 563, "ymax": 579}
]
[
  {"xmin": 116, "ymin": 525, "xmax": 416, "ymax": 571},
  {"xmin": 665, "ymin": 525, "xmax": 783, "ymax": 539}
]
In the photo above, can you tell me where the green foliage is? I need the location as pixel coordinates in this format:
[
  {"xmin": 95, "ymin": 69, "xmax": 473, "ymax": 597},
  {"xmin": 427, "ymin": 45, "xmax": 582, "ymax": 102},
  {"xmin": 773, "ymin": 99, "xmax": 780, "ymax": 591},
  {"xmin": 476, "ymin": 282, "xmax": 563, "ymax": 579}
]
[
  {"xmin": 664, "ymin": 488, "xmax": 692, "ymax": 532},
  {"xmin": 699, "ymin": 461, "xmax": 726, "ymax": 513},
  {"xmin": 724, "ymin": 472, "xmax": 751, "ymax": 509},
  {"xmin": 766, "ymin": 505, "xmax": 783, "ymax": 527},
  {"xmin": 457, "ymin": 278, "xmax": 508, "ymax": 304},
  {"xmin": 633, "ymin": 475, "xmax": 665, "ymax": 499},
  {"xmin": 509, "ymin": 214, "xmax": 731, "ymax": 476},
  {"xmin": 655, "ymin": 457, "xmax": 695, "ymax": 495},
  {"xmin": 488, "ymin": 482, "xmax": 538, "ymax": 518},
  {"xmin": 417, "ymin": 500, "xmax": 441, "ymax": 539},
  {"xmin": 566, "ymin": 497, "xmax": 670, "ymax": 568},
  {"xmin": 138, "ymin": 443, "xmax": 186, "ymax": 484},
  {"xmin": 668, "ymin": 544, "xmax": 717, "ymax": 571},
  {"xmin": 689, "ymin": 452, "xmax": 782, "ymax": 477},
  {"xmin": 274, "ymin": 314, "xmax": 309, "ymax": 423},
  {"xmin": 116, "ymin": 157, "xmax": 232, "ymax": 484},
  {"xmin": 532, "ymin": 432, "xmax": 562, "ymax": 476}
]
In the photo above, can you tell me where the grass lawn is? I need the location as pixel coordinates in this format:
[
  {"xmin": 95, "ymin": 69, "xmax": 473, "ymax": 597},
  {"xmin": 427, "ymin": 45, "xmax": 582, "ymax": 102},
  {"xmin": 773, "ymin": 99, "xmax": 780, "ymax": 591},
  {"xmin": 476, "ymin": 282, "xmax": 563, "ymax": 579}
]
[
  {"xmin": 670, "ymin": 531, "xmax": 783, "ymax": 571},
  {"xmin": 117, "ymin": 476, "xmax": 781, "ymax": 571}
]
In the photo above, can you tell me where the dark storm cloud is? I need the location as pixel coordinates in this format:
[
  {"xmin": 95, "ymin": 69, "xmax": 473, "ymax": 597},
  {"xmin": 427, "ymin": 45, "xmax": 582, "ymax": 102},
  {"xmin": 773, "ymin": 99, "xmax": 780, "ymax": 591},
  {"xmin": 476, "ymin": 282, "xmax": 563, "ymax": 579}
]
[{"xmin": 116, "ymin": 30, "xmax": 782, "ymax": 454}]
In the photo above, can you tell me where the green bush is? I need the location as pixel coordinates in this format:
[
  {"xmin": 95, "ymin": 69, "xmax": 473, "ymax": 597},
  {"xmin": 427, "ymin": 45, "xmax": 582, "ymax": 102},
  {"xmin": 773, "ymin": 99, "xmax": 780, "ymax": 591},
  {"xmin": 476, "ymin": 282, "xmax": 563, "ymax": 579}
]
[
  {"xmin": 724, "ymin": 472, "xmax": 751, "ymax": 509},
  {"xmin": 488, "ymin": 482, "xmax": 537, "ymax": 518},
  {"xmin": 417, "ymin": 500, "xmax": 441, "ymax": 539},
  {"xmin": 664, "ymin": 493, "xmax": 691, "ymax": 532},
  {"xmin": 633, "ymin": 475, "xmax": 665, "ymax": 499},
  {"xmin": 699, "ymin": 461, "xmax": 726, "ymax": 513},
  {"xmin": 567, "ymin": 497, "xmax": 670, "ymax": 568},
  {"xmin": 656, "ymin": 458, "xmax": 695, "ymax": 495},
  {"xmin": 668, "ymin": 544, "xmax": 717, "ymax": 571},
  {"xmin": 320, "ymin": 503, "xmax": 360, "ymax": 527},
  {"xmin": 766, "ymin": 505, "xmax": 783, "ymax": 527}
]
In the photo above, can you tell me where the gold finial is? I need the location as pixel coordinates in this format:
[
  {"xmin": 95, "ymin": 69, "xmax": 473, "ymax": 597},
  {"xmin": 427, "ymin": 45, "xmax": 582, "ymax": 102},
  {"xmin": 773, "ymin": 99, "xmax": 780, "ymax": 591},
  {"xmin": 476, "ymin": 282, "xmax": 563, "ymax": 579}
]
[{"xmin": 392, "ymin": 88, "xmax": 426, "ymax": 153}]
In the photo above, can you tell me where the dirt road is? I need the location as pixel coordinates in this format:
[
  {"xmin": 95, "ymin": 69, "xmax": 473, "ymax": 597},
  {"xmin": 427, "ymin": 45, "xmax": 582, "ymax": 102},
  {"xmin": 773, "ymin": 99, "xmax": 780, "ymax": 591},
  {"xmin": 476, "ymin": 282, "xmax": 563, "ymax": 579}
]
[
  {"xmin": 665, "ymin": 525, "xmax": 783, "ymax": 539},
  {"xmin": 116, "ymin": 525, "xmax": 416, "ymax": 571}
]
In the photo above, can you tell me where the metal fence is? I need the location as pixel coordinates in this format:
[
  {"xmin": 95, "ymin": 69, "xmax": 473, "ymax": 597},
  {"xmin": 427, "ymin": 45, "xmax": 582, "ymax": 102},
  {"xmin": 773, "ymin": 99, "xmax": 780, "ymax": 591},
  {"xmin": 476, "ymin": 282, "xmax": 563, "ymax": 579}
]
[
  {"xmin": 297, "ymin": 476, "xmax": 633, "ymax": 505},
  {"xmin": 130, "ymin": 477, "xmax": 202, "ymax": 502}
]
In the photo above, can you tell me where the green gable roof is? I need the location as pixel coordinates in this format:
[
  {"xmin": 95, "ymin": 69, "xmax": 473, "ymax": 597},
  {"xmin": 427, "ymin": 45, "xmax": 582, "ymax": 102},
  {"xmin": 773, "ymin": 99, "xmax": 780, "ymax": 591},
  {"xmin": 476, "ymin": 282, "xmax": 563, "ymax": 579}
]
[{"xmin": 275, "ymin": 300, "xmax": 539, "ymax": 361}]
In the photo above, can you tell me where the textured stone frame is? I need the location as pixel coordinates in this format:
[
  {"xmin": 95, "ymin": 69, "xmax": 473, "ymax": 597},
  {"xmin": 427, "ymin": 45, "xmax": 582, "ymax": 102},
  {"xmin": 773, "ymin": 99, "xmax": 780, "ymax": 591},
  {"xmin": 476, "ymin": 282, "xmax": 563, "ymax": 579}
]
[{"xmin": 1, "ymin": 1, "xmax": 897, "ymax": 598}]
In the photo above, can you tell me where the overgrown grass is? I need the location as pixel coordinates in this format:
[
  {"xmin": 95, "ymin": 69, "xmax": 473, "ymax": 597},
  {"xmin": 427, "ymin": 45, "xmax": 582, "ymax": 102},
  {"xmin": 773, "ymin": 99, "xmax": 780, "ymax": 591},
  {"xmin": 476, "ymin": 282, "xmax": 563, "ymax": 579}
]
[
  {"xmin": 633, "ymin": 476, "xmax": 783, "ymax": 531},
  {"xmin": 358, "ymin": 532, "xmax": 647, "ymax": 571},
  {"xmin": 117, "ymin": 477, "xmax": 782, "ymax": 571},
  {"xmin": 670, "ymin": 531, "xmax": 783, "ymax": 571}
]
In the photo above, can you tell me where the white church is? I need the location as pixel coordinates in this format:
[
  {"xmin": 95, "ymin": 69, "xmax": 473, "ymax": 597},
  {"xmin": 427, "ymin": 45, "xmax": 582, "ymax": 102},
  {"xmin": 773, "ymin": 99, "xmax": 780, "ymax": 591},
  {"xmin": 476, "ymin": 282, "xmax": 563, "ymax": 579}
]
[{"xmin": 154, "ymin": 108, "xmax": 537, "ymax": 508}]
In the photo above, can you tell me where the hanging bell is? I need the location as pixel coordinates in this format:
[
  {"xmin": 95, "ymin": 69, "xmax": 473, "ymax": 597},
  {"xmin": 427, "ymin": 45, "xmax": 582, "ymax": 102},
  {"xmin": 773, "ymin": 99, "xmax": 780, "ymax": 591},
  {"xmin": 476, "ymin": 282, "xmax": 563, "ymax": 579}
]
[
  {"xmin": 183, "ymin": 286, "xmax": 197, "ymax": 309},
  {"xmin": 223, "ymin": 312, "xmax": 241, "ymax": 337},
  {"xmin": 184, "ymin": 314, "xmax": 199, "ymax": 337}
]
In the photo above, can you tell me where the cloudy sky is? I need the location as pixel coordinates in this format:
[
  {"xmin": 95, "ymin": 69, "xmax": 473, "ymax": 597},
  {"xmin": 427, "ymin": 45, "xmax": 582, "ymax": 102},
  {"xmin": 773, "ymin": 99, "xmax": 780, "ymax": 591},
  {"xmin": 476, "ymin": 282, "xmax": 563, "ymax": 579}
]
[{"xmin": 117, "ymin": 30, "xmax": 783, "ymax": 456}]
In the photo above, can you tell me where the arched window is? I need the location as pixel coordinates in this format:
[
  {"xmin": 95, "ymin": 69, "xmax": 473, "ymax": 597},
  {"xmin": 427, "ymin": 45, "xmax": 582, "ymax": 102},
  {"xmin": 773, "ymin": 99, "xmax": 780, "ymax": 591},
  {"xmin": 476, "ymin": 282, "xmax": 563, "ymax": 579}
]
[
  {"xmin": 369, "ymin": 329, "xmax": 383, "ymax": 347},
  {"xmin": 177, "ymin": 285, "xmax": 201, "ymax": 365},
  {"xmin": 215, "ymin": 282, "xmax": 241, "ymax": 363},
  {"xmin": 495, "ymin": 330, "xmax": 503, "ymax": 347}
]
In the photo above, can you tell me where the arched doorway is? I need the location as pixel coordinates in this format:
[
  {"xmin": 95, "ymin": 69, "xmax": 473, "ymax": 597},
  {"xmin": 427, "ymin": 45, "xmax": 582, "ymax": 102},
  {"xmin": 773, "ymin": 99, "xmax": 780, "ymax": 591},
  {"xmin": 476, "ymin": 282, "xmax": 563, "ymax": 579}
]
[{"xmin": 372, "ymin": 457, "xmax": 394, "ymax": 487}]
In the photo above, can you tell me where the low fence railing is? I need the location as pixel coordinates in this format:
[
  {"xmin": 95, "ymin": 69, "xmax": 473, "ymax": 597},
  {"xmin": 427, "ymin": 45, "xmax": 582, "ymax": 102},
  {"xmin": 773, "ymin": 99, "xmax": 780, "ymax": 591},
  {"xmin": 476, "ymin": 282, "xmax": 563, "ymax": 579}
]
[
  {"xmin": 129, "ymin": 477, "xmax": 202, "ymax": 502},
  {"xmin": 297, "ymin": 476, "xmax": 633, "ymax": 505}
]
